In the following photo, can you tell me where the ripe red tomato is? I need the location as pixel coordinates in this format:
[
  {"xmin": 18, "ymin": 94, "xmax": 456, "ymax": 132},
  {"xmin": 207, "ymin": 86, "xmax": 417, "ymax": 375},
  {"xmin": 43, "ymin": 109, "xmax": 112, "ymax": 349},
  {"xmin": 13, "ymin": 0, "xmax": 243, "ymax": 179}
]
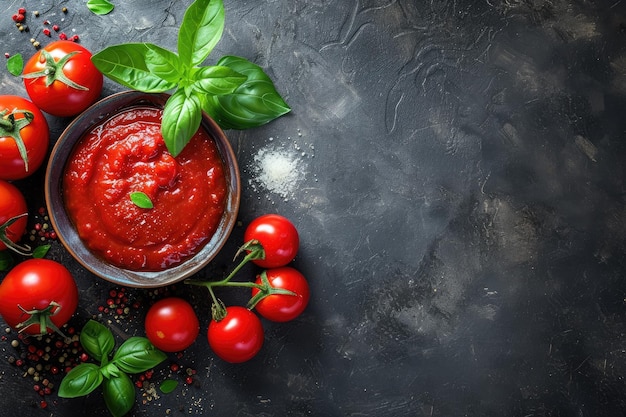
[
  {"xmin": 243, "ymin": 214, "xmax": 299, "ymax": 268},
  {"xmin": 23, "ymin": 41, "xmax": 103, "ymax": 117},
  {"xmin": 207, "ymin": 306, "xmax": 264, "ymax": 363},
  {"xmin": 0, "ymin": 259, "xmax": 78, "ymax": 335},
  {"xmin": 0, "ymin": 95, "xmax": 49, "ymax": 180},
  {"xmin": 145, "ymin": 297, "xmax": 199, "ymax": 352},
  {"xmin": 251, "ymin": 267, "xmax": 310, "ymax": 322},
  {"xmin": 0, "ymin": 180, "xmax": 28, "ymax": 253}
]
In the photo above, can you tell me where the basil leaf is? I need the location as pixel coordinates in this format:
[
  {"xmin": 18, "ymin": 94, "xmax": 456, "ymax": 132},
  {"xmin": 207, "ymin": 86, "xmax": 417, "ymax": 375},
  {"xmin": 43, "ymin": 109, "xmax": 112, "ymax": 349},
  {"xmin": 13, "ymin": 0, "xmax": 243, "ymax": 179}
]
[
  {"xmin": 202, "ymin": 55, "xmax": 291, "ymax": 129},
  {"xmin": 87, "ymin": 0, "xmax": 114, "ymax": 15},
  {"xmin": 178, "ymin": 0, "xmax": 225, "ymax": 67},
  {"xmin": 58, "ymin": 363, "xmax": 103, "ymax": 398},
  {"xmin": 112, "ymin": 337, "xmax": 166, "ymax": 374},
  {"xmin": 162, "ymin": 89, "xmax": 202, "ymax": 157},
  {"xmin": 80, "ymin": 319, "xmax": 115, "ymax": 362},
  {"xmin": 103, "ymin": 372, "xmax": 135, "ymax": 417},
  {"xmin": 159, "ymin": 379, "xmax": 178, "ymax": 394},
  {"xmin": 130, "ymin": 191, "xmax": 153, "ymax": 209},
  {"xmin": 32, "ymin": 244, "xmax": 50, "ymax": 259},
  {"xmin": 192, "ymin": 66, "xmax": 246, "ymax": 96},
  {"xmin": 0, "ymin": 251, "xmax": 13, "ymax": 271},
  {"xmin": 91, "ymin": 43, "xmax": 178, "ymax": 93},
  {"xmin": 6, "ymin": 54, "xmax": 23, "ymax": 76},
  {"xmin": 145, "ymin": 44, "xmax": 183, "ymax": 84}
]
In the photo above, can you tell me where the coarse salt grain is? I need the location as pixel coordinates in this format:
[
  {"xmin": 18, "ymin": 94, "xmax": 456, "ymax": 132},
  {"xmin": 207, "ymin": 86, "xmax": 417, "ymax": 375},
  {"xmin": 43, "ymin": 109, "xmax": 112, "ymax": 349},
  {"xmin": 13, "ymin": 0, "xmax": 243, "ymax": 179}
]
[{"xmin": 249, "ymin": 146, "xmax": 304, "ymax": 202}]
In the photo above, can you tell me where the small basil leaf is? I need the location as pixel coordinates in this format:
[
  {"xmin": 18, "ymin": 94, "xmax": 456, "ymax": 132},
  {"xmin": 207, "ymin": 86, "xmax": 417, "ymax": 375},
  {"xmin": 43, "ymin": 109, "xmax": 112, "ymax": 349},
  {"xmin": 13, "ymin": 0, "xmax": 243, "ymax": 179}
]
[
  {"xmin": 159, "ymin": 379, "xmax": 179, "ymax": 394},
  {"xmin": 162, "ymin": 89, "xmax": 202, "ymax": 157},
  {"xmin": 58, "ymin": 363, "xmax": 103, "ymax": 398},
  {"xmin": 101, "ymin": 362, "xmax": 121, "ymax": 379},
  {"xmin": 103, "ymin": 372, "xmax": 135, "ymax": 417},
  {"xmin": 178, "ymin": 0, "xmax": 224, "ymax": 67},
  {"xmin": 6, "ymin": 54, "xmax": 23, "ymax": 76},
  {"xmin": 31, "ymin": 244, "xmax": 50, "ymax": 259},
  {"xmin": 112, "ymin": 337, "xmax": 167, "ymax": 374},
  {"xmin": 80, "ymin": 319, "xmax": 115, "ymax": 362},
  {"xmin": 91, "ymin": 43, "xmax": 178, "ymax": 93},
  {"xmin": 0, "ymin": 251, "xmax": 14, "ymax": 271},
  {"xmin": 192, "ymin": 66, "xmax": 246, "ymax": 96},
  {"xmin": 130, "ymin": 192, "xmax": 153, "ymax": 209},
  {"xmin": 145, "ymin": 45, "xmax": 183, "ymax": 84},
  {"xmin": 87, "ymin": 0, "xmax": 114, "ymax": 15}
]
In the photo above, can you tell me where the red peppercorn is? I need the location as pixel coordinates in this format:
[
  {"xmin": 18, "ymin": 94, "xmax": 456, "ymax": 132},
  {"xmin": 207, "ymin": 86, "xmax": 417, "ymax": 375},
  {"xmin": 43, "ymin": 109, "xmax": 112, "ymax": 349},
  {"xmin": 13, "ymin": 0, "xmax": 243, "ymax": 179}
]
[
  {"xmin": 43, "ymin": 28, "xmax": 50, "ymax": 36},
  {"xmin": 4, "ymin": 53, "xmax": 9, "ymax": 58},
  {"xmin": 59, "ymin": 32, "xmax": 67, "ymax": 40},
  {"xmin": 170, "ymin": 363, "xmax": 179, "ymax": 372},
  {"xmin": 40, "ymin": 401, "xmax": 47, "ymax": 409},
  {"xmin": 185, "ymin": 376, "xmax": 193, "ymax": 385},
  {"xmin": 15, "ymin": 14, "xmax": 25, "ymax": 23},
  {"xmin": 52, "ymin": 24, "xmax": 59, "ymax": 31},
  {"xmin": 135, "ymin": 381, "xmax": 143, "ymax": 388},
  {"xmin": 18, "ymin": 7, "xmax": 26, "ymax": 14},
  {"xmin": 12, "ymin": 14, "xmax": 19, "ymax": 22},
  {"xmin": 71, "ymin": 34, "xmax": 79, "ymax": 42}
]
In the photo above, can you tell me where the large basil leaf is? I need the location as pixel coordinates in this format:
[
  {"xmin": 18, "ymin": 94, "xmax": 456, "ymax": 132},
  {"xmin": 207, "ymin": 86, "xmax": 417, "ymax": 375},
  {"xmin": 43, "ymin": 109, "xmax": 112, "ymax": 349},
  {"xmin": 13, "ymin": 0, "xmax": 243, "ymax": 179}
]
[
  {"xmin": 178, "ymin": 0, "xmax": 224, "ymax": 67},
  {"xmin": 202, "ymin": 55, "xmax": 291, "ymax": 129},
  {"xmin": 91, "ymin": 43, "xmax": 178, "ymax": 92},
  {"xmin": 79, "ymin": 320, "xmax": 115, "ymax": 363},
  {"xmin": 192, "ymin": 66, "xmax": 246, "ymax": 96},
  {"xmin": 58, "ymin": 363, "xmax": 103, "ymax": 398},
  {"xmin": 161, "ymin": 89, "xmax": 202, "ymax": 157},
  {"xmin": 112, "ymin": 337, "xmax": 167, "ymax": 374},
  {"xmin": 145, "ymin": 44, "xmax": 184, "ymax": 84},
  {"xmin": 103, "ymin": 372, "xmax": 135, "ymax": 417}
]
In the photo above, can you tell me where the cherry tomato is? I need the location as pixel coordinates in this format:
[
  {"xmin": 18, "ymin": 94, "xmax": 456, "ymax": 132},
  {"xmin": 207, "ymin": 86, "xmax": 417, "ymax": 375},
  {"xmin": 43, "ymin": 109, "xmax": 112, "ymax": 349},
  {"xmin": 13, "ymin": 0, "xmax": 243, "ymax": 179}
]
[
  {"xmin": 243, "ymin": 214, "xmax": 299, "ymax": 268},
  {"xmin": 145, "ymin": 297, "xmax": 199, "ymax": 352},
  {"xmin": 0, "ymin": 180, "xmax": 28, "ymax": 253},
  {"xmin": 207, "ymin": 306, "xmax": 264, "ymax": 363},
  {"xmin": 251, "ymin": 267, "xmax": 310, "ymax": 322},
  {"xmin": 23, "ymin": 41, "xmax": 103, "ymax": 117},
  {"xmin": 0, "ymin": 95, "xmax": 49, "ymax": 180},
  {"xmin": 0, "ymin": 259, "xmax": 78, "ymax": 335}
]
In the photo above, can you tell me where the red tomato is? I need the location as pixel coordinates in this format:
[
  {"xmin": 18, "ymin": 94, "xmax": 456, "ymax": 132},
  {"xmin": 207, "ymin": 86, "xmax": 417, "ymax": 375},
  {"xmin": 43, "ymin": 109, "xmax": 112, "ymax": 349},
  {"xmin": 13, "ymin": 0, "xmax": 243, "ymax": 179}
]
[
  {"xmin": 0, "ymin": 180, "xmax": 28, "ymax": 253},
  {"xmin": 207, "ymin": 306, "xmax": 264, "ymax": 363},
  {"xmin": 145, "ymin": 297, "xmax": 199, "ymax": 352},
  {"xmin": 243, "ymin": 214, "xmax": 299, "ymax": 268},
  {"xmin": 0, "ymin": 259, "xmax": 78, "ymax": 335},
  {"xmin": 0, "ymin": 95, "xmax": 49, "ymax": 180},
  {"xmin": 251, "ymin": 267, "xmax": 310, "ymax": 322},
  {"xmin": 23, "ymin": 41, "xmax": 103, "ymax": 117}
]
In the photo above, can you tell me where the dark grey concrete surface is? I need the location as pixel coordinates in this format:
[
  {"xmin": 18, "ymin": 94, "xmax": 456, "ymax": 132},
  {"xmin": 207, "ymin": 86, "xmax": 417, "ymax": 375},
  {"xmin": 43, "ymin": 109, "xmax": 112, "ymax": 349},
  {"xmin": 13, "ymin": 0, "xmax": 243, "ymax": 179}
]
[{"xmin": 1, "ymin": 0, "xmax": 626, "ymax": 415}]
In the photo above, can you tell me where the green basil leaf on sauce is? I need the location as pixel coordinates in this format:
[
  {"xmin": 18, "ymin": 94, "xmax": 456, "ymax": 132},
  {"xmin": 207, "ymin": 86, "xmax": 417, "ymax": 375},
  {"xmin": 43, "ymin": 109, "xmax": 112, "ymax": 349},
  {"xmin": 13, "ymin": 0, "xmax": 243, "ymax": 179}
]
[
  {"xmin": 161, "ymin": 89, "xmax": 202, "ymax": 157},
  {"xmin": 178, "ymin": 0, "xmax": 225, "ymax": 67},
  {"xmin": 159, "ymin": 379, "xmax": 179, "ymax": 394},
  {"xmin": 80, "ymin": 319, "xmax": 116, "ymax": 362},
  {"xmin": 103, "ymin": 373, "xmax": 135, "ymax": 417},
  {"xmin": 112, "ymin": 337, "xmax": 167, "ymax": 374},
  {"xmin": 87, "ymin": 0, "xmax": 115, "ymax": 15},
  {"xmin": 58, "ymin": 363, "xmax": 103, "ymax": 398},
  {"xmin": 130, "ymin": 192, "xmax": 153, "ymax": 209},
  {"xmin": 91, "ymin": 43, "xmax": 177, "ymax": 93},
  {"xmin": 192, "ymin": 65, "xmax": 246, "ymax": 96},
  {"xmin": 6, "ymin": 53, "xmax": 23, "ymax": 76}
]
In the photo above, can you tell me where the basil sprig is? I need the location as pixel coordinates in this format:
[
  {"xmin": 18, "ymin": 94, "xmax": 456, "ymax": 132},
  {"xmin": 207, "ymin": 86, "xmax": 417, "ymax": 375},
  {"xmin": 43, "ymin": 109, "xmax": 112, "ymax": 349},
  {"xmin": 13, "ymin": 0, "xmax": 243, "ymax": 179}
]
[
  {"xmin": 91, "ymin": 0, "xmax": 290, "ymax": 157},
  {"xmin": 59, "ymin": 320, "xmax": 166, "ymax": 417}
]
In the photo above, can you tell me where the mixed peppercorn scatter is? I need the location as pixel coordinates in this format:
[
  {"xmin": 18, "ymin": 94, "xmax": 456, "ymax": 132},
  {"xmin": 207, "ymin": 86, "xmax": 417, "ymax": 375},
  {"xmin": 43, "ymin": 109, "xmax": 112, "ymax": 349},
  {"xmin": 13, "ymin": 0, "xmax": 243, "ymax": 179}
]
[{"xmin": 8, "ymin": 5, "xmax": 81, "ymax": 50}]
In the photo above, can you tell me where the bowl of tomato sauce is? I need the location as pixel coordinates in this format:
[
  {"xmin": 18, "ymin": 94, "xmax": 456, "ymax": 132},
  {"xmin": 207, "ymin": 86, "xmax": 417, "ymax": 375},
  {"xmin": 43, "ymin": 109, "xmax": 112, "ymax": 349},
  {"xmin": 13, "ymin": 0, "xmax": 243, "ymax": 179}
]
[{"xmin": 45, "ymin": 91, "xmax": 240, "ymax": 288}]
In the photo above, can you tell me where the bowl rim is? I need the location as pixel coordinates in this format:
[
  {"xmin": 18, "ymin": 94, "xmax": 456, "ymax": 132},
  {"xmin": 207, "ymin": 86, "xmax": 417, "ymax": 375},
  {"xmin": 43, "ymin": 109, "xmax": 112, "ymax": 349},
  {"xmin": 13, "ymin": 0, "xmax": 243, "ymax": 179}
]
[{"xmin": 45, "ymin": 90, "xmax": 241, "ymax": 288}]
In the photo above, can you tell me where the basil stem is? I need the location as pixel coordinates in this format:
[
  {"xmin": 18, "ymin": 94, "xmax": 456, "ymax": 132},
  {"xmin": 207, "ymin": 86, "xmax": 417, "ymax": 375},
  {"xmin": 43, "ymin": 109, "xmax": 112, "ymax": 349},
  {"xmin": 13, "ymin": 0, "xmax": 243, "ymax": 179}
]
[{"xmin": 103, "ymin": 373, "xmax": 136, "ymax": 417}]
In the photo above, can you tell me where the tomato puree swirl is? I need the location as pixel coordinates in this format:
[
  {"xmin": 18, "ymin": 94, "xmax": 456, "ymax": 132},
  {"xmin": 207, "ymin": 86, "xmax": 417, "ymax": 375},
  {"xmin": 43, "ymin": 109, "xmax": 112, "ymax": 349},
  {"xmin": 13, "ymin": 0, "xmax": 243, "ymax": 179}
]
[{"xmin": 63, "ymin": 106, "xmax": 227, "ymax": 271}]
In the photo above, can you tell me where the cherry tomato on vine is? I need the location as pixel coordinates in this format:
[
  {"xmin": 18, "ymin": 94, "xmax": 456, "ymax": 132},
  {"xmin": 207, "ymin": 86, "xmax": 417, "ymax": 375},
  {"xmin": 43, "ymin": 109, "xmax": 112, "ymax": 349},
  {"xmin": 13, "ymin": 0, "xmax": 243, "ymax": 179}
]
[
  {"xmin": 243, "ymin": 214, "xmax": 299, "ymax": 268},
  {"xmin": 0, "ymin": 180, "xmax": 29, "ymax": 254},
  {"xmin": 208, "ymin": 306, "xmax": 264, "ymax": 363},
  {"xmin": 145, "ymin": 297, "xmax": 199, "ymax": 352},
  {"xmin": 23, "ymin": 41, "xmax": 103, "ymax": 117},
  {"xmin": 0, "ymin": 259, "xmax": 78, "ymax": 336},
  {"xmin": 0, "ymin": 95, "xmax": 49, "ymax": 180},
  {"xmin": 251, "ymin": 267, "xmax": 310, "ymax": 322}
]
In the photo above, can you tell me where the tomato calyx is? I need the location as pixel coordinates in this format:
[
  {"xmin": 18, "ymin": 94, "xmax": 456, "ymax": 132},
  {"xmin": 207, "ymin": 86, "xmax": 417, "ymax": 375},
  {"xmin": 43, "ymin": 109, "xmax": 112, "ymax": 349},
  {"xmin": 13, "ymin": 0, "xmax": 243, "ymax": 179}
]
[
  {"xmin": 0, "ymin": 213, "xmax": 32, "ymax": 256},
  {"xmin": 0, "ymin": 109, "xmax": 35, "ymax": 172},
  {"xmin": 246, "ymin": 270, "xmax": 296, "ymax": 310},
  {"xmin": 22, "ymin": 50, "xmax": 89, "ymax": 91},
  {"xmin": 15, "ymin": 301, "xmax": 68, "ymax": 339}
]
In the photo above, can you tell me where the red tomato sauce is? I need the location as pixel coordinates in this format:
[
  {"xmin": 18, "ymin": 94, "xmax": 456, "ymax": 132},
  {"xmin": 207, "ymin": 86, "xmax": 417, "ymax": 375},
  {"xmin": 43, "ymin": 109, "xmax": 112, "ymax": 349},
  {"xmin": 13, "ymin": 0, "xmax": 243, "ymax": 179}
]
[{"xmin": 63, "ymin": 106, "xmax": 227, "ymax": 271}]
